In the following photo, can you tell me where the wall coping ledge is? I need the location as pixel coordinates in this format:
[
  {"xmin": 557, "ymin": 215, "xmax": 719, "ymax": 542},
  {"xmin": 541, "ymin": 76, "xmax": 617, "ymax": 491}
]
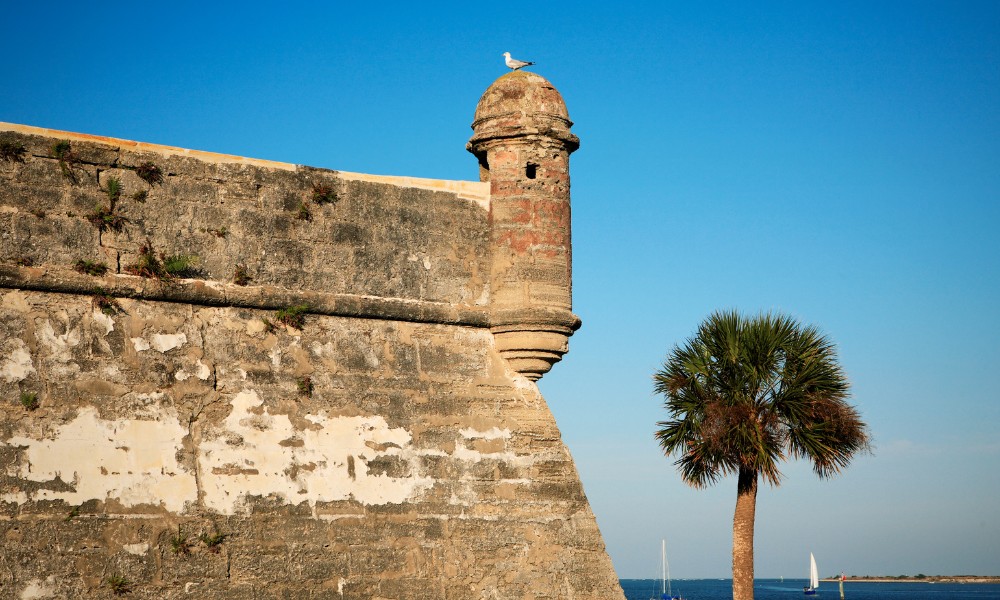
[{"xmin": 0, "ymin": 263, "xmax": 490, "ymax": 328}]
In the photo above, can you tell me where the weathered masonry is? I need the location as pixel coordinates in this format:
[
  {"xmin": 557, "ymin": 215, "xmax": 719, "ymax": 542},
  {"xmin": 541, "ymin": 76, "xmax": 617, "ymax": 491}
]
[{"xmin": 0, "ymin": 72, "xmax": 625, "ymax": 598}]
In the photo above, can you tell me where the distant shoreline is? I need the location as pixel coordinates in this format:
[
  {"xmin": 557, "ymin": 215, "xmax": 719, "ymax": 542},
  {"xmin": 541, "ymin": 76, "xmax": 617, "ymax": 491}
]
[{"xmin": 822, "ymin": 576, "xmax": 1000, "ymax": 584}]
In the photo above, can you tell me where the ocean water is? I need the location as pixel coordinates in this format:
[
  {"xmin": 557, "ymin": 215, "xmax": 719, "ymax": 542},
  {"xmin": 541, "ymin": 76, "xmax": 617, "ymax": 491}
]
[{"xmin": 619, "ymin": 579, "xmax": 1000, "ymax": 600}]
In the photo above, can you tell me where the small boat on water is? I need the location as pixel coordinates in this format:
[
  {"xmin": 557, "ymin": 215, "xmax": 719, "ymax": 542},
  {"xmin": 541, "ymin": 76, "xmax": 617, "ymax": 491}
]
[
  {"xmin": 651, "ymin": 539, "xmax": 684, "ymax": 600},
  {"xmin": 804, "ymin": 552, "xmax": 819, "ymax": 595}
]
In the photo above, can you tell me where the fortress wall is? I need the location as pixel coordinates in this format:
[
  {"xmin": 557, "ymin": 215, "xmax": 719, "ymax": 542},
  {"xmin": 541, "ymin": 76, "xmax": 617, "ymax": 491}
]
[
  {"xmin": 0, "ymin": 124, "xmax": 625, "ymax": 599},
  {"xmin": 0, "ymin": 124, "xmax": 490, "ymax": 310}
]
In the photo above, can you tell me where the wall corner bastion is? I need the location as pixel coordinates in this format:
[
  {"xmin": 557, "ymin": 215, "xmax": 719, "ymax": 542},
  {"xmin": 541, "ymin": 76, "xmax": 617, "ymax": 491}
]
[{"xmin": 0, "ymin": 72, "xmax": 624, "ymax": 599}]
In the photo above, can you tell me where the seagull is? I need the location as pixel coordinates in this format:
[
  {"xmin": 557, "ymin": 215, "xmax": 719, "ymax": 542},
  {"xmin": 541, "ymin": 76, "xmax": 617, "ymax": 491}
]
[{"xmin": 503, "ymin": 52, "xmax": 534, "ymax": 71}]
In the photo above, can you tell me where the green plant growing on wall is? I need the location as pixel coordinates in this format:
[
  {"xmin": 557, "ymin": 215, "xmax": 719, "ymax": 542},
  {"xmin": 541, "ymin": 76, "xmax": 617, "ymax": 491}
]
[
  {"xmin": 85, "ymin": 176, "xmax": 129, "ymax": 232},
  {"xmin": 125, "ymin": 241, "xmax": 168, "ymax": 280},
  {"xmin": 296, "ymin": 376, "xmax": 313, "ymax": 397},
  {"xmin": 131, "ymin": 189, "xmax": 148, "ymax": 203},
  {"xmin": 134, "ymin": 162, "xmax": 163, "ymax": 185},
  {"xmin": 51, "ymin": 140, "xmax": 79, "ymax": 182},
  {"xmin": 20, "ymin": 392, "xmax": 39, "ymax": 411},
  {"xmin": 106, "ymin": 176, "xmax": 122, "ymax": 202},
  {"xmin": 86, "ymin": 199, "xmax": 127, "ymax": 233},
  {"xmin": 170, "ymin": 529, "xmax": 192, "ymax": 555},
  {"xmin": 106, "ymin": 574, "xmax": 130, "ymax": 595},
  {"xmin": 124, "ymin": 242, "xmax": 201, "ymax": 280},
  {"xmin": 91, "ymin": 288, "xmax": 122, "ymax": 315},
  {"xmin": 162, "ymin": 254, "xmax": 200, "ymax": 278},
  {"xmin": 65, "ymin": 506, "xmax": 80, "ymax": 521},
  {"xmin": 296, "ymin": 201, "xmax": 311, "ymax": 221},
  {"xmin": 0, "ymin": 140, "xmax": 27, "ymax": 162},
  {"xmin": 261, "ymin": 318, "xmax": 278, "ymax": 335},
  {"xmin": 200, "ymin": 531, "xmax": 227, "ymax": 553},
  {"xmin": 233, "ymin": 264, "xmax": 251, "ymax": 286},
  {"xmin": 52, "ymin": 141, "xmax": 71, "ymax": 158},
  {"xmin": 276, "ymin": 304, "xmax": 309, "ymax": 329},
  {"xmin": 74, "ymin": 259, "xmax": 110, "ymax": 276},
  {"xmin": 311, "ymin": 182, "xmax": 338, "ymax": 205}
]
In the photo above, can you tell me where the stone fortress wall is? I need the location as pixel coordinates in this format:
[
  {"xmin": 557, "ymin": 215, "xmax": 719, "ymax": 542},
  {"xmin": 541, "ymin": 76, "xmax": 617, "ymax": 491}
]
[{"xmin": 0, "ymin": 72, "xmax": 625, "ymax": 599}]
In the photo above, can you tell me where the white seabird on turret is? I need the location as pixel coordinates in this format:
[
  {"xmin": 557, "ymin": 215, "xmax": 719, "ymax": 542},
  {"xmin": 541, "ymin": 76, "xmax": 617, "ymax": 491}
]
[{"xmin": 503, "ymin": 52, "xmax": 534, "ymax": 70}]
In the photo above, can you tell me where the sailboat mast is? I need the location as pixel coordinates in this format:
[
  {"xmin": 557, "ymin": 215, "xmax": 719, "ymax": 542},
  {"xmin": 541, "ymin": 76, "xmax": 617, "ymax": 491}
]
[{"xmin": 661, "ymin": 539, "xmax": 666, "ymax": 595}]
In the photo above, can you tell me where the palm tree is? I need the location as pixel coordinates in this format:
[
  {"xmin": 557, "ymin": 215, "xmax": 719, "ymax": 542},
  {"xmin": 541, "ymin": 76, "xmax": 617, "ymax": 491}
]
[{"xmin": 654, "ymin": 310, "xmax": 870, "ymax": 600}]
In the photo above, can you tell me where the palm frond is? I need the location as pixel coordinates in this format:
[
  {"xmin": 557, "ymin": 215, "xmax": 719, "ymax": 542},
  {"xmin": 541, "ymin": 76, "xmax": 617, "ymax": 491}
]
[{"xmin": 653, "ymin": 310, "xmax": 870, "ymax": 489}]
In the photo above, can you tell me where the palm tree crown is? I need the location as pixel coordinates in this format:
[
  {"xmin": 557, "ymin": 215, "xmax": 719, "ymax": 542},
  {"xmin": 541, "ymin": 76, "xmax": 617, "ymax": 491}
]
[{"xmin": 655, "ymin": 310, "xmax": 869, "ymax": 489}]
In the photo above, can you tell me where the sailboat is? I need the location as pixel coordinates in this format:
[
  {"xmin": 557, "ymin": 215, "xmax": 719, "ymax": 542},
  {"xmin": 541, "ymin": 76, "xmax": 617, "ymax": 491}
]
[
  {"xmin": 803, "ymin": 552, "xmax": 819, "ymax": 595},
  {"xmin": 651, "ymin": 539, "xmax": 684, "ymax": 600}
]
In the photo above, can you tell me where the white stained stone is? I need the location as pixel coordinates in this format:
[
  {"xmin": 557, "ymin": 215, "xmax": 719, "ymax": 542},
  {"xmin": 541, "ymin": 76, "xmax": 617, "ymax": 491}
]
[
  {"xmin": 2, "ymin": 406, "xmax": 197, "ymax": 512},
  {"xmin": 2, "ymin": 385, "xmax": 536, "ymax": 518},
  {"xmin": 198, "ymin": 389, "xmax": 435, "ymax": 514},
  {"xmin": 195, "ymin": 359, "xmax": 211, "ymax": 380},
  {"xmin": 37, "ymin": 317, "xmax": 81, "ymax": 366},
  {"xmin": 176, "ymin": 359, "xmax": 212, "ymax": 382},
  {"xmin": 123, "ymin": 543, "xmax": 150, "ymax": 555},
  {"xmin": 151, "ymin": 333, "xmax": 187, "ymax": 352},
  {"xmin": 1, "ymin": 338, "xmax": 35, "ymax": 383},
  {"xmin": 19, "ymin": 576, "xmax": 56, "ymax": 599},
  {"xmin": 92, "ymin": 309, "xmax": 115, "ymax": 334},
  {"xmin": 459, "ymin": 426, "xmax": 510, "ymax": 440}
]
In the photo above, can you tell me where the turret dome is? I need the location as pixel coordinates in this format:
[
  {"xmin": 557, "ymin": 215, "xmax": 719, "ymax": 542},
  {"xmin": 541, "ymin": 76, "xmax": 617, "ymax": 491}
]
[{"xmin": 468, "ymin": 71, "xmax": 579, "ymax": 153}]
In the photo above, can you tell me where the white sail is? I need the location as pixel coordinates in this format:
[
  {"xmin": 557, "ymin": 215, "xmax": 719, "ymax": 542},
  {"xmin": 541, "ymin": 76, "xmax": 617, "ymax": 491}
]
[{"xmin": 809, "ymin": 553, "xmax": 819, "ymax": 589}]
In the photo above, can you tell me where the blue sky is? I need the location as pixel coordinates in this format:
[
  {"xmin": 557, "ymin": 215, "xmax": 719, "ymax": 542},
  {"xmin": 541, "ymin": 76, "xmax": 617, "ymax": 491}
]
[{"xmin": 3, "ymin": 1, "xmax": 998, "ymax": 580}]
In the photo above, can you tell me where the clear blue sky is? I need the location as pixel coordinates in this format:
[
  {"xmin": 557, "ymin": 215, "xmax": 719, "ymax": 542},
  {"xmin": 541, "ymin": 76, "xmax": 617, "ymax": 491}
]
[{"xmin": 3, "ymin": 0, "xmax": 998, "ymax": 580}]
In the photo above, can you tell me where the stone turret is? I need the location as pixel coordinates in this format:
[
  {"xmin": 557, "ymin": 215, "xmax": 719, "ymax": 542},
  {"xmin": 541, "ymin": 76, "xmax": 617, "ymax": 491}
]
[{"xmin": 468, "ymin": 71, "xmax": 581, "ymax": 380}]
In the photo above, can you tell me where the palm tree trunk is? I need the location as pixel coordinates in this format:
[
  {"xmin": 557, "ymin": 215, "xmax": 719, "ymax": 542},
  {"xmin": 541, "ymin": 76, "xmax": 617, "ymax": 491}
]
[{"xmin": 732, "ymin": 467, "xmax": 758, "ymax": 600}]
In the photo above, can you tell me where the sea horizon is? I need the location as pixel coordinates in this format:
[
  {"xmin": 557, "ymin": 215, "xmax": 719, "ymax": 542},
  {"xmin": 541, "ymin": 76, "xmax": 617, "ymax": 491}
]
[{"xmin": 619, "ymin": 578, "xmax": 1000, "ymax": 600}]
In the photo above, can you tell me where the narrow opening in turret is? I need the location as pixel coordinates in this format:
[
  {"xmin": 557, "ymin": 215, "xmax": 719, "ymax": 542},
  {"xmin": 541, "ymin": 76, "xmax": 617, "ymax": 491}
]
[
  {"xmin": 477, "ymin": 155, "xmax": 490, "ymax": 183},
  {"xmin": 525, "ymin": 163, "xmax": 537, "ymax": 179}
]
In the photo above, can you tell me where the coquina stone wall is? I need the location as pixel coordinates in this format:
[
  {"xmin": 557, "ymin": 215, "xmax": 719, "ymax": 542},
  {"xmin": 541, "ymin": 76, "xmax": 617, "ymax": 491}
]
[{"xmin": 0, "ymin": 71, "xmax": 624, "ymax": 600}]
